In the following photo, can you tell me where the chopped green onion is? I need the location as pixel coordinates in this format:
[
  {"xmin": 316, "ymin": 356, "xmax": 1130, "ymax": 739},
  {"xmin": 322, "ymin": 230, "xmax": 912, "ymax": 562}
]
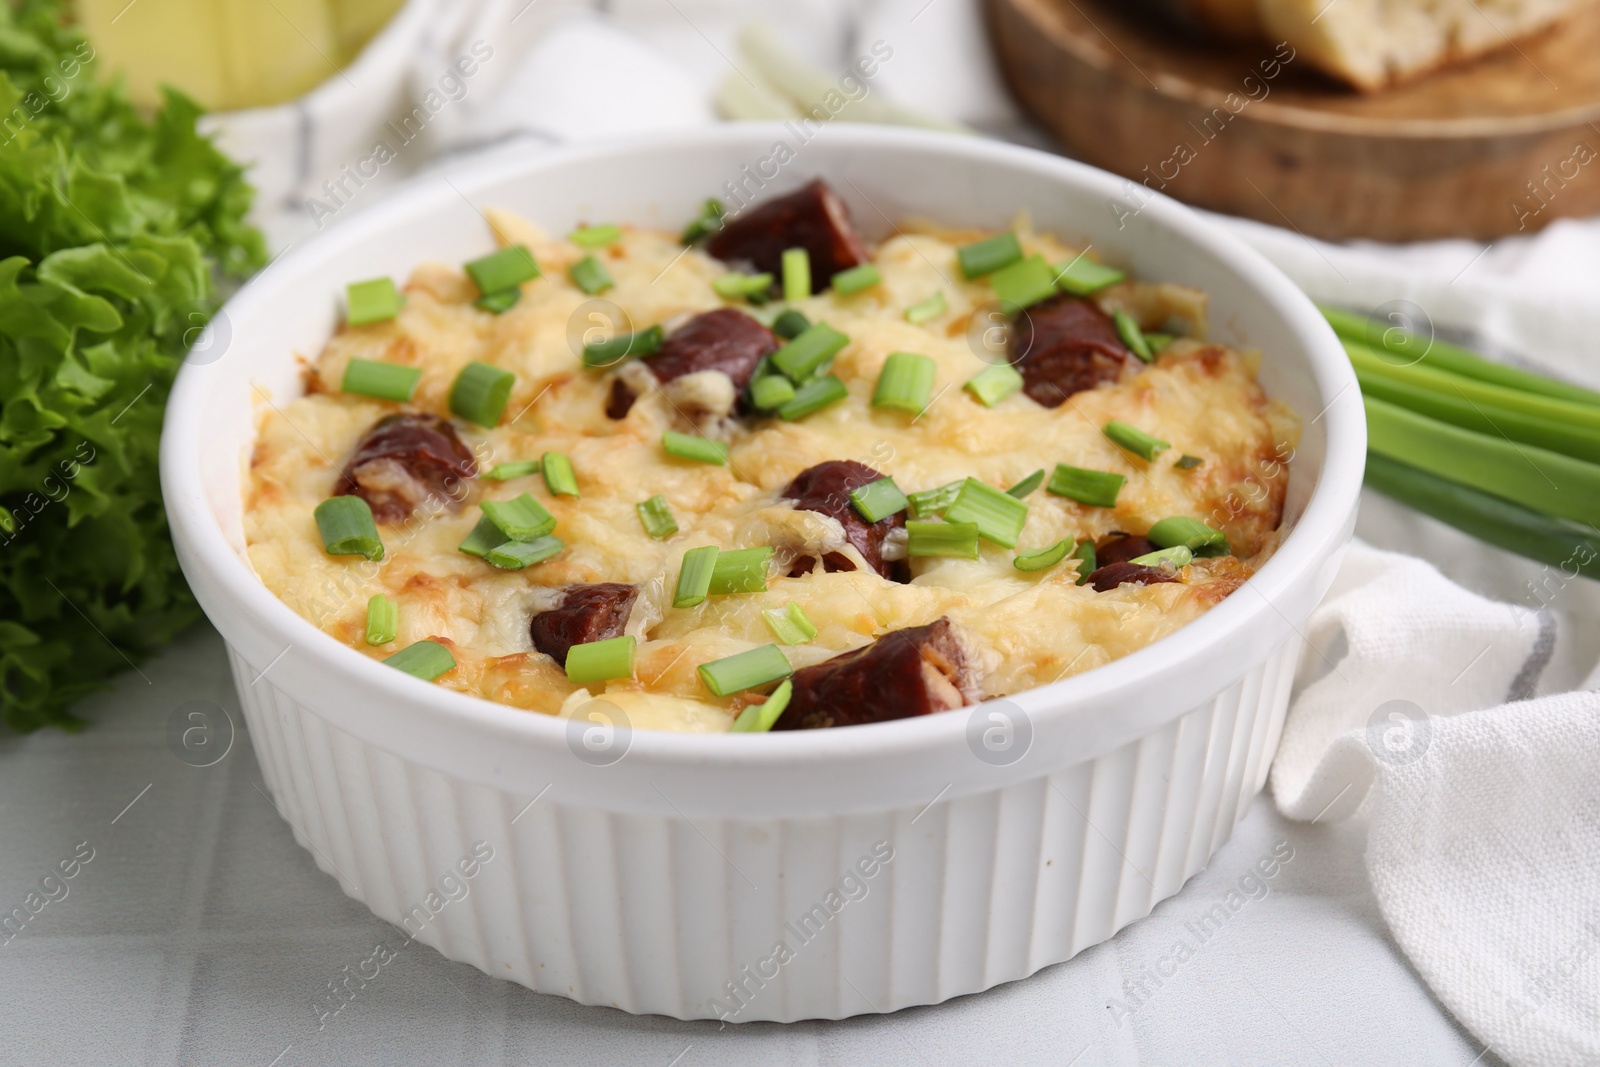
[
  {"xmin": 964, "ymin": 363, "xmax": 1023, "ymax": 407},
  {"xmin": 582, "ymin": 324, "xmax": 664, "ymax": 367},
  {"xmin": 365, "ymin": 594, "xmax": 398, "ymax": 645},
  {"xmin": 1103, "ymin": 420, "xmax": 1170, "ymax": 461},
  {"xmin": 763, "ymin": 603, "xmax": 818, "ymax": 645},
  {"xmin": 569, "ymin": 223, "xmax": 623, "ymax": 248},
  {"xmin": 713, "ymin": 272, "xmax": 773, "ymax": 300},
  {"xmin": 384, "ymin": 640, "xmax": 454, "ymax": 680},
  {"xmin": 541, "ymin": 451, "xmax": 578, "ymax": 497},
  {"xmin": 1148, "ymin": 516, "xmax": 1228, "ymax": 555},
  {"xmin": 475, "ymin": 289, "xmax": 520, "ymax": 314},
  {"xmin": 314, "ymin": 496, "xmax": 384, "ymax": 561},
  {"xmin": 673, "ymin": 545, "xmax": 719, "ymax": 608},
  {"xmin": 662, "ymin": 431, "xmax": 728, "ymax": 466},
  {"xmin": 777, "ymin": 375, "xmax": 848, "ymax": 420},
  {"xmin": 699, "ymin": 644, "xmax": 792, "ymax": 697},
  {"xmin": 485, "ymin": 535, "xmax": 564, "ymax": 570},
  {"xmin": 831, "ymin": 263, "xmax": 881, "ymax": 294},
  {"xmin": 782, "ymin": 247, "xmax": 811, "ymax": 302},
  {"xmin": 1048, "ymin": 465, "xmax": 1125, "ymax": 508},
  {"xmin": 449, "ymin": 361, "xmax": 515, "ymax": 426},
  {"xmin": 480, "ymin": 493, "xmax": 556, "ymax": 541},
  {"xmin": 341, "ymin": 359, "xmax": 420, "ymax": 403},
  {"xmin": 681, "ymin": 198, "xmax": 725, "ymax": 244},
  {"xmin": 346, "ymin": 278, "xmax": 404, "ymax": 326},
  {"xmin": 636, "ymin": 495, "xmax": 679, "ymax": 539},
  {"xmin": 1007, "ymin": 469, "xmax": 1046, "ymax": 498},
  {"xmin": 905, "ymin": 291, "xmax": 947, "ymax": 324},
  {"xmin": 907, "ymin": 480, "xmax": 964, "ymax": 518},
  {"xmin": 1130, "ymin": 545, "xmax": 1193, "ymax": 569},
  {"xmin": 1053, "ymin": 256, "xmax": 1126, "ymax": 295},
  {"xmin": 0, "ymin": 505, "xmax": 14, "ymax": 534},
  {"xmin": 750, "ymin": 374, "xmax": 796, "ymax": 411},
  {"xmin": 1071, "ymin": 539, "xmax": 1097, "ymax": 583},
  {"xmin": 708, "ymin": 546, "xmax": 773, "ymax": 595},
  {"xmin": 771, "ymin": 322, "xmax": 849, "ymax": 381},
  {"xmin": 905, "ymin": 520, "xmax": 981, "ymax": 559},
  {"xmin": 944, "ymin": 477, "xmax": 1029, "ymax": 548},
  {"xmin": 1013, "ymin": 537, "xmax": 1072, "ymax": 572},
  {"xmin": 1114, "ymin": 309, "xmax": 1154, "ymax": 363},
  {"xmin": 989, "ymin": 254, "xmax": 1057, "ymax": 313},
  {"xmin": 565, "ymin": 634, "xmax": 635, "ymax": 684},
  {"xmin": 772, "ymin": 308, "xmax": 810, "ymax": 339},
  {"xmin": 483, "ymin": 460, "xmax": 541, "ymax": 481},
  {"xmin": 1144, "ymin": 332, "xmax": 1175, "ymax": 352},
  {"xmin": 850, "ymin": 477, "xmax": 909, "ymax": 523},
  {"xmin": 1174, "ymin": 454, "xmax": 1204, "ymax": 470},
  {"xmin": 957, "ymin": 232, "xmax": 1022, "ymax": 279},
  {"xmin": 569, "ymin": 255, "xmax": 613, "ymax": 295},
  {"xmin": 872, "ymin": 351, "xmax": 936, "ymax": 415},
  {"xmin": 465, "ymin": 245, "xmax": 540, "ymax": 296},
  {"xmin": 458, "ymin": 514, "xmax": 509, "ymax": 560},
  {"xmin": 729, "ymin": 678, "xmax": 793, "ymax": 732}
]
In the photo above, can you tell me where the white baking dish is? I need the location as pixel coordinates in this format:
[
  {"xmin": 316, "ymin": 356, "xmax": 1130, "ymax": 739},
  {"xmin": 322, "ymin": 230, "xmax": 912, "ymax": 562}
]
[{"xmin": 160, "ymin": 124, "xmax": 1363, "ymax": 1022}]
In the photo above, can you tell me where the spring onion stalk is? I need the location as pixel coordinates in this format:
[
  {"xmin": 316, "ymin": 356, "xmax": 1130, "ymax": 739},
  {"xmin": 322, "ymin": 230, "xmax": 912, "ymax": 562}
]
[
  {"xmin": 1113, "ymin": 309, "xmax": 1154, "ymax": 363},
  {"xmin": 750, "ymin": 375, "xmax": 796, "ymax": 411},
  {"xmin": 905, "ymin": 520, "xmax": 981, "ymax": 559},
  {"xmin": 1007, "ymin": 470, "xmax": 1045, "ymax": 498},
  {"xmin": 636, "ymin": 495, "xmax": 678, "ymax": 539},
  {"xmin": 729, "ymin": 678, "xmax": 794, "ymax": 732},
  {"xmin": 989, "ymin": 254, "xmax": 1057, "ymax": 313},
  {"xmin": 565, "ymin": 635, "xmax": 635, "ymax": 684},
  {"xmin": 945, "ymin": 478, "xmax": 1029, "ymax": 548},
  {"xmin": 541, "ymin": 452, "xmax": 579, "ymax": 497},
  {"xmin": 1047, "ymin": 465, "xmax": 1125, "ymax": 508},
  {"xmin": 872, "ymin": 352, "xmax": 936, "ymax": 414},
  {"xmin": 1130, "ymin": 545, "xmax": 1193, "ymax": 569},
  {"xmin": 681, "ymin": 199, "xmax": 725, "ymax": 244},
  {"xmin": 1147, "ymin": 516, "xmax": 1228, "ymax": 555},
  {"xmin": 458, "ymin": 515, "xmax": 510, "ymax": 560},
  {"xmin": 341, "ymin": 359, "xmax": 421, "ymax": 402},
  {"xmin": 713, "ymin": 272, "xmax": 774, "ymax": 300},
  {"xmin": 1070, "ymin": 539, "xmax": 1097, "ymax": 583},
  {"xmin": 483, "ymin": 460, "xmax": 541, "ymax": 481},
  {"xmin": 1321, "ymin": 305, "xmax": 1600, "ymax": 407},
  {"xmin": 831, "ymin": 264, "xmax": 881, "ymax": 294},
  {"xmin": 778, "ymin": 375, "xmax": 848, "ymax": 420},
  {"xmin": 582, "ymin": 324, "xmax": 664, "ymax": 367},
  {"xmin": 908, "ymin": 480, "xmax": 965, "ymax": 518},
  {"xmin": 964, "ymin": 363, "xmax": 1023, "ymax": 407},
  {"xmin": 569, "ymin": 255, "xmax": 613, "ymax": 295},
  {"xmin": 570, "ymin": 224, "xmax": 623, "ymax": 248},
  {"xmin": 480, "ymin": 493, "xmax": 556, "ymax": 541},
  {"xmin": 449, "ymin": 362, "xmax": 515, "ymax": 426},
  {"xmin": 475, "ymin": 289, "xmax": 520, "ymax": 314},
  {"xmin": 465, "ymin": 245, "xmax": 540, "ymax": 295},
  {"xmin": 1103, "ymin": 420, "xmax": 1170, "ymax": 461},
  {"xmin": 957, "ymin": 233, "xmax": 1022, "ymax": 279},
  {"xmin": 1013, "ymin": 537, "xmax": 1072, "ymax": 572},
  {"xmin": 905, "ymin": 291, "xmax": 947, "ymax": 324},
  {"xmin": 673, "ymin": 545, "xmax": 719, "ymax": 608},
  {"xmin": 1365, "ymin": 453, "xmax": 1600, "ymax": 576},
  {"xmin": 708, "ymin": 546, "xmax": 773, "ymax": 595},
  {"xmin": 384, "ymin": 640, "xmax": 455, "ymax": 680},
  {"xmin": 772, "ymin": 308, "xmax": 810, "ymax": 339},
  {"xmin": 1144, "ymin": 332, "xmax": 1175, "ymax": 353},
  {"xmin": 1053, "ymin": 257, "xmax": 1125, "ymax": 295},
  {"xmin": 365, "ymin": 594, "xmax": 398, "ymax": 645},
  {"xmin": 763, "ymin": 603, "xmax": 818, "ymax": 645},
  {"xmin": 1366, "ymin": 395, "xmax": 1600, "ymax": 527},
  {"xmin": 314, "ymin": 496, "xmax": 384, "ymax": 561},
  {"xmin": 850, "ymin": 477, "xmax": 909, "ymax": 523},
  {"xmin": 485, "ymin": 535, "xmax": 564, "ymax": 570},
  {"xmin": 699, "ymin": 644, "xmax": 793, "ymax": 697},
  {"xmin": 772, "ymin": 323, "xmax": 849, "ymax": 381},
  {"xmin": 662, "ymin": 431, "xmax": 728, "ymax": 466},
  {"xmin": 346, "ymin": 278, "xmax": 405, "ymax": 326},
  {"xmin": 782, "ymin": 247, "xmax": 811, "ymax": 302},
  {"xmin": 1174, "ymin": 454, "xmax": 1204, "ymax": 471}
]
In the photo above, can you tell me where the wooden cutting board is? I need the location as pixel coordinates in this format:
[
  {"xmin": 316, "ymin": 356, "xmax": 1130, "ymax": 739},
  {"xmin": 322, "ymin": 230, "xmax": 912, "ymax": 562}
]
[{"xmin": 986, "ymin": 0, "xmax": 1600, "ymax": 240}]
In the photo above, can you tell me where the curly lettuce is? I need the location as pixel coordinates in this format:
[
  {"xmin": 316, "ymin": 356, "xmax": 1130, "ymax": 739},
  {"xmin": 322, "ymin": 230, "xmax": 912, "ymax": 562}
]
[{"xmin": 0, "ymin": 0, "xmax": 265, "ymax": 730}]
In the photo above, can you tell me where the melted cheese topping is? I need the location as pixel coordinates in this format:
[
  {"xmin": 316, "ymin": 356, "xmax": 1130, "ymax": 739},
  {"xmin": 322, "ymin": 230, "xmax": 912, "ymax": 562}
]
[{"xmin": 244, "ymin": 211, "xmax": 1298, "ymax": 733}]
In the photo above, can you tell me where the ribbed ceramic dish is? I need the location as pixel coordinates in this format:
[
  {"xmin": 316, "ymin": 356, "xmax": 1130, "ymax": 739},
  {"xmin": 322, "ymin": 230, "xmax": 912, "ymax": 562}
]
[{"xmin": 161, "ymin": 124, "xmax": 1363, "ymax": 1022}]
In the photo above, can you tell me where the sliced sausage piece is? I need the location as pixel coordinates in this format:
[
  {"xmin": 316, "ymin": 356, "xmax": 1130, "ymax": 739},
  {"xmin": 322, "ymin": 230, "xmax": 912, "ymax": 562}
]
[
  {"xmin": 1086, "ymin": 561, "xmax": 1179, "ymax": 592},
  {"xmin": 1094, "ymin": 532, "xmax": 1158, "ymax": 568},
  {"xmin": 1010, "ymin": 295, "xmax": 1132, "ymax": 408},
  {"xmin": 605, "ymin": 309, "xmax": 778, "ymax": 419},
  {"xmin": 783, "ymin": 459, "xmax": 907, "ymax": 581},
  {"xmin": 706, "ymin": 179, "xmax": 869, "ymax": 294},
  {"xmin": 774, "ymin": 618, "xmax": 977, "ymax": 730},
  {"xmin": 529, "ymin": 583, "xmax": 638, "ymax": 664},
  {"xmin": 335, "ymin": 413, "xmax": 477, "ymax": 524}
]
